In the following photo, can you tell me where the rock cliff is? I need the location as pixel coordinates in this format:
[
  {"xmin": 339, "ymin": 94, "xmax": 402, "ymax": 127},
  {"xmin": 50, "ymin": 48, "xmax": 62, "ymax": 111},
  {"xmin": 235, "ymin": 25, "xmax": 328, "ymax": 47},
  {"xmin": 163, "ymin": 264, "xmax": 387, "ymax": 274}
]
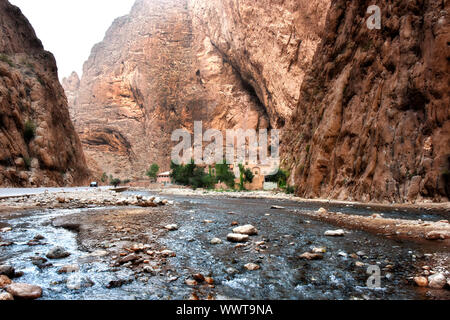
[
  {"xmin": 64, "ymin": 0, "xmax": 449, "ymax": 202},
  {"xmin": 283, "ymin": 0, "xmax": 450, "ymax": 203},
  {"xmin": 0, "ymin": 0, "xmax": 90, "ymax": 187},
  {"xmin": 64, "ymin": 0, "xmax": 329, "ymax": 180}
]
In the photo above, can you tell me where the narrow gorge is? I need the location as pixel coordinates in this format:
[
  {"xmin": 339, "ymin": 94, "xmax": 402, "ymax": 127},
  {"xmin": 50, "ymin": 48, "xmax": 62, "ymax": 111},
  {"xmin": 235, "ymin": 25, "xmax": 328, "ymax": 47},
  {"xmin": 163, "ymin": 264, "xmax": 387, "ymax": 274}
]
[
  {"xmin": 63, "ymin": 0, "xmax": 449, "ymax": 203},
  {"xmin": 0, "ymin": 0, "xmax": 90, "ymax": 187}
]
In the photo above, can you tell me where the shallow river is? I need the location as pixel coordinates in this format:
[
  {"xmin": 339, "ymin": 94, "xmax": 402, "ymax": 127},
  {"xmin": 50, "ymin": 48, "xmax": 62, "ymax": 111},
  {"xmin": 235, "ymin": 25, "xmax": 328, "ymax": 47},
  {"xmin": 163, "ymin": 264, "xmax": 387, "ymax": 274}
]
[{"xmin": 0, "ymin": 192, "xmax": 448, "ymax": 300}]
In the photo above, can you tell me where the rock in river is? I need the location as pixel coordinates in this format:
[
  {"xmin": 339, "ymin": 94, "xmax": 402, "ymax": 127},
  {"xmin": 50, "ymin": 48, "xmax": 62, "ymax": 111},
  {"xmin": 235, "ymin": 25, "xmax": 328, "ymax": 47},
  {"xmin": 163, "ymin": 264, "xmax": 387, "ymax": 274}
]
[
  {"xmin": 210, "ymin": 238, "xmax": 222, "ymax": 245},
  {"xmin": 0, "ymin": 275, "xmax": 12, "ymax": 288},
  {"xmin": 233, "ymin": 225, "xmax": 258, "ymax": 236},
  {"xmin": 324, "ymin": 230, "xmax": 345, "ymax": 237},
  {"xmin": 244, "ymin": 263, "xmax": 261, "ymax": 271},
  {"xmin": 58, "ymin": 265, "xmax": 80, "ymax": 274},
  {"xmin": 0, "ymin": 292, "xmax": 14, "ymax": 300},
  {"xmin": 46, "ymin": 247, "xmax": 71, "ymax": 259},
  {"xmin": 299, "ymin": 252, "xmax": 324, "ymax": 260},
  {"xmin": 6, "ymin": 283, "xmax": 42, "ymax": 299},
  {"xmin": 428, "ymin": 273, "xmax": 447, "ymax": 289},
  {"xmin": 414, "ymin": 277, "xmax": 428, "ymax": 287},
  {"xmin": 0, "ymin": 265, "xmax": 15, "ymax": 278},
  {"xmin": 227, "ymin": 233, "xmax": 249, "ymax": 243},
  {"xmin": 164, "ymin": 224, "xmax": 179, "ymax": 231}
]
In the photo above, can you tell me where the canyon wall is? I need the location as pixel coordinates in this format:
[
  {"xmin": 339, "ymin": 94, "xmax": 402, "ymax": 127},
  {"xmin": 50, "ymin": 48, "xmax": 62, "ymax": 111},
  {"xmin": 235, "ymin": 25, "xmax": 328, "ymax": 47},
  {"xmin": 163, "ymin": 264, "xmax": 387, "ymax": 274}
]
[
  {"xmin": 64, "ymin": 0, "xmax": 329, "ymax": 180},
  {"xmin": 0, "ymin": 0, "xmax": 90, "ymax": 187},
  {"xmin": 283, "ymin": 0, "xmax": 450, "ymax": 203},
  {"xmin": 64, "ymin": 0, "xmax": 449, "ymax": 202}
]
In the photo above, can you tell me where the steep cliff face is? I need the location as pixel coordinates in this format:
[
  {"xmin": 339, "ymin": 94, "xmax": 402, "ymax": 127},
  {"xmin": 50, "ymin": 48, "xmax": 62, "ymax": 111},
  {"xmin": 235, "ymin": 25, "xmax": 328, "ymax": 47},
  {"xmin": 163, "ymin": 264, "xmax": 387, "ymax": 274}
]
[
  {"xmin": 0, "ymin": 0, "xmax": 90, "ymax": 187},
  {"xmin": 65, "ymin": 0, "xmax": 329, "ymax": 179},
  {"xmin": 283, "ymin": 0, "xmax": 450, "ymax": 203}
]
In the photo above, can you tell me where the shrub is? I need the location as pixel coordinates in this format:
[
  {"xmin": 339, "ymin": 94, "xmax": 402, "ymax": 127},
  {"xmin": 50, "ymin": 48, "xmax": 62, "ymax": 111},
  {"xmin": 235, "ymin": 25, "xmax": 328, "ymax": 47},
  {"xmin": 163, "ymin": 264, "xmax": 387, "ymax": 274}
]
[
  {"xmin": 266, "ymin": 169, "xmax": 289, "ymax": 189},
  {"xmin": 0, "ymin": 54, "xmax": 14, "ymax": 67},
  {"xmin": 23, "ymin": 120, "xmax": 36, "ymax": 143},
  {"xmin": 23, "ymin": 156, "xmax": 31, "ymax": 171},
  {"xmin": 146, "ymin": 163, "xmax": 160, "ymax": 181},
  {"xmin": 111, "ymin": 178, "xmax": 121, "ymax": 188},
  {"xmin": 215, "ymin": 163, "xmax": 235, "ymax": 189}
]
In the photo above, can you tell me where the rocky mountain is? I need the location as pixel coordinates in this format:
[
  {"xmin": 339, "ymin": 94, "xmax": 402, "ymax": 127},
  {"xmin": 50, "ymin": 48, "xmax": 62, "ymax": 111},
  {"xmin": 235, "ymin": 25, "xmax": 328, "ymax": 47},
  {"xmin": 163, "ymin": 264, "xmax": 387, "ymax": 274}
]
[
  {"xmin": 282, "ymin": 0, "xmax": 450, "ymax": 203},
  {"xmin": 64, "ymin": 0, "xmax": 449, "ymax": 202},
  {"xmin": 64, "ymin": 0, "xmax": 329, "ymax": 180},
  {"xmin": 0, "ymin": 0, "xmax": 90, "ymax": 187}
]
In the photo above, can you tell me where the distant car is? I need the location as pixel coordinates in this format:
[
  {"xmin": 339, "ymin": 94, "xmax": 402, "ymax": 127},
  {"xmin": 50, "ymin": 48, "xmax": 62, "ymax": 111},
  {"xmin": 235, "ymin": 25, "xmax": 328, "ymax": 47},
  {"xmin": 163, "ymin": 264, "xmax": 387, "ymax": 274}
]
[{"xmin": 90, "ymin": 182, "xmax": 98, "ymax": 188}]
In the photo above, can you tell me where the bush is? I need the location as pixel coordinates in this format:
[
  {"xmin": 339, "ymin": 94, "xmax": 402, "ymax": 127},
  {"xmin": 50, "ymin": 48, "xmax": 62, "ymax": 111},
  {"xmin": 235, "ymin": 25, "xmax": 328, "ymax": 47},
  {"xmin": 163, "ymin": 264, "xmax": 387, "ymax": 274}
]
[
  {"xmin": 266, "ymin": 169, "xmax": 289, "ymax": 188},
  {"xmin": 101, "ymin": 172, "xmax": 108, "ymax": 183},
  {"xmin": 23, "ymin": 157, "xmax": 31, "ymax": 171},
  {"xmin": 286, "ymin": 185, "xmax": 295, "ymax": 194},
  {"xmin": 170, "ymin": 160, "xmax": 215, "ymax": 189},
  {"xmin": 110, "ymin": 178, "xmax": 121, "ymax": 188},
  {"xmin": 0, "ymin": 54, "xmax": 14, "ymax": 67},
  {"xmin": 215, "ymin": 163, "xmax": 235, "ymax": 189},
  {"xmin": 146, "ymin": 163, "xmax": 160, "ymax": 181},
  {"xmin": 23, "ymin": 120, "xmax": 36, "ymax": 143}
]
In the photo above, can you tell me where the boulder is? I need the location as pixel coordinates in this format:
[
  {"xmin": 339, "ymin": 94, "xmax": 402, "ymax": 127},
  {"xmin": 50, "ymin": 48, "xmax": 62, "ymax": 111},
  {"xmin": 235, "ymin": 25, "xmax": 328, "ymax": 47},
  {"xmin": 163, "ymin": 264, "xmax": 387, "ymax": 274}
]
[
  {"xmin": 227, "ymin": 233, "xmax": 249, "ymax": 243},
  {"xmin": 232, "ymin": 224, "xmax": 258, "ymax": 236},
  {"xmin": 6, "ymin": 283, "xmax": 42, "ymax": 299},
  {"xmin": 425, "ymin": 231, "xmax": 450, "ymax": 240}
]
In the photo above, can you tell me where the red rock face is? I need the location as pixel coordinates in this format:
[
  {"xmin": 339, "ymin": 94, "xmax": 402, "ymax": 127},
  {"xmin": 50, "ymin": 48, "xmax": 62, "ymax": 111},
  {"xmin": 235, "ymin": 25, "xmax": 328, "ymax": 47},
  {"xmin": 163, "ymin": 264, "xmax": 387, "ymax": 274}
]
[
  {"xmin": 282, "ymin": 0, "xmax": 450, "ymax": 203},
  {"xmin": 64, "ymin": 0, "xmax": 329, "ymax": 180},
  {"xmin": 0, "ymin": 0, "xmax": 90, "ymax": 187}
]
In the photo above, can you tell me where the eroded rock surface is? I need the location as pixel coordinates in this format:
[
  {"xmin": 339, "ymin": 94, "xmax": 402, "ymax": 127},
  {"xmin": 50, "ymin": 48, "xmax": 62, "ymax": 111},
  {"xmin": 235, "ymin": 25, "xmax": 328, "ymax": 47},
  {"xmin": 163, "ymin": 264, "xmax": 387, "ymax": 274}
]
[
  {"xmin": 0, "ymin": 0, "xmax": 90, "ymax": 187},
  {"xmin": 282, "ymin": 0, "xmax": 450, "ymax": 203}
]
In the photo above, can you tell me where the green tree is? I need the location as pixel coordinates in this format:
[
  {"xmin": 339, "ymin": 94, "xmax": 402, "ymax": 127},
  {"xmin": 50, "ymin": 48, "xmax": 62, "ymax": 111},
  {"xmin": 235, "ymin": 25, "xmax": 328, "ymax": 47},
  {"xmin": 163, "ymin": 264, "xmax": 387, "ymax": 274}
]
[
  {"xmin": 23, "ymin": 120, "xmax": 36, "ymax": 143},
  {"xmin": 215, "ymin": 163, "xmax": 235, "ymax": 189},
  {"xmin": 101, "ymin": 172, "xmax": 108, "ymax": 183},
  {"xmin": 238, "ymin": 164, "xmax": 254, "ymax": 190},
  {"xmin": 111, "ymin": 178, "xmax": 121, "ymax": 188},
  {"xmin": 266, "ymin": 169, "xmax": 289, "ymax": 188},
  {"xmin": 146, "ymin": 163, "xmax": 160, "ymax": 181}
]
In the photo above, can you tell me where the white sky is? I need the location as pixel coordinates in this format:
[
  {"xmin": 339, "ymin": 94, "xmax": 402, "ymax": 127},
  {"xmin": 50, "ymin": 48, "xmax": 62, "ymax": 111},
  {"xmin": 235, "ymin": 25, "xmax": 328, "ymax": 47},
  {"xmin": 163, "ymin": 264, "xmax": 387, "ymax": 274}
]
[{"xmin": 9, "ymin": 0, "xmax": 135, "ymax": 80}]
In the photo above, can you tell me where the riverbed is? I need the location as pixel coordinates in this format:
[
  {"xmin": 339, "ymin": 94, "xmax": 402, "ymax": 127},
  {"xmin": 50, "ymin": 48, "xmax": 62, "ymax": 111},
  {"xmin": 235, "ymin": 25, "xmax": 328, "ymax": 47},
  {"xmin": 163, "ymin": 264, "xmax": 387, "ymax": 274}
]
[{"xmin": 0, "ymin": 191, "xmax": 449, "ymax": 300}]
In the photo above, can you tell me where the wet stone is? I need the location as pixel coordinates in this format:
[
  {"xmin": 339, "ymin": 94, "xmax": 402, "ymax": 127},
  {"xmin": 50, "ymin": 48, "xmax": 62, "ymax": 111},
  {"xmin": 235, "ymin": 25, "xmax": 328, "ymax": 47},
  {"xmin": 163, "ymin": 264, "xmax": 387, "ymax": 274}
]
[
  {"xmin": 46, "ymin": 246, "xmax": 71, "ymax": 259},
  {"xmin": 6, "ymin": 283, "xmax": 42, "ymax": 299}
]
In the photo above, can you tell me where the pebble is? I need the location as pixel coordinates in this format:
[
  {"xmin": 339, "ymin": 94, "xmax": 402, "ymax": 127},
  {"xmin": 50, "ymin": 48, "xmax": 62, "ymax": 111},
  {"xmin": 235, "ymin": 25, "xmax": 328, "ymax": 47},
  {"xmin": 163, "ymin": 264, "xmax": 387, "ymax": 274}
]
[
  {"xmin": 317, "ymin": 208, "xmax": 328, "ymax": 214},
  {"xmin": 0, "ymin": 227, "xmax": 12, "ymax": 233},
  {"xmin": 232, "ymin": 225, "xmax": 258, "ymax": 236},
  {"xmin": 425, "ymin": 231, "xmax": 448, "ymax": 241},
  {"xmin": 205, "ymin": 277, "xmax": 214, "ymax": 285},
  {"xmin": 185, "ymin": 279, "xmax": 198, "ymax": 286},
  {"xmin": 271, "ymin": 205, "xmax": 285, "ymax": 210},
  {"xmin": 193, "ymin": 274, "xmax": 205, "ymax": 282},
  {"xmin": 57, "ymin": 265, "xmax": 80, "ymax": 274},
  {"xmin": 0, "ymin": 265, "xmax": 15, "ymax": 278},
  {"xmin": 46, "ymin": 246, "xmax": 71, "ymax": 259},
  {"xmin": 414, "ymin": 277, "xmax": 428, "ymax": 287},
  {"xmin": 227, "ymin": 233, "xmax": 249, "ymax": 243},
  {"xmin": 0, "ymin": 292, "xmax": 14, "ymax": 300},
  {"xmin": 244, "ymin": 263, "xmax": 260, "ymax": 271},
  {"xmin": 299, "ymin": 252, "xmax": 324, "ymax": 260},
  {"xmin": 355, "ymin": 262, "xmax": 365, "ymax": 267},
  {"xmin": 312, "ymin": 247, "xmax": 326, "ymax": 253},
  {"xmin": 160, "ymin": 250, "xmax": 176, "ymax": 257},
  {"xmin": 210, "ymin": 238, "xmax": 222, "ymax": 245},
  {"xmin": 338, "ymin": 251, "xmax": 348, "ymax": 258},
  {"xmin": 0, "ymin": 275, "xmax": 12, "ymax": 288},
  {"xmin": 164, "ymin": 224, "xmax": 179, "ymax": 231},
  {"xmin": 119, "ymin": 254, "xmax": 139, "ymax": 264},
  {"xmin": 428, "ymin": 273, "xmax": 447, "ymax": 289},
  {"xmin": 6, "ymin": 283, "xmax": 42, "ymax": 299},
  {"xmin": 324, "ymin": 229, "xmax": 345, "ymax": 237}
]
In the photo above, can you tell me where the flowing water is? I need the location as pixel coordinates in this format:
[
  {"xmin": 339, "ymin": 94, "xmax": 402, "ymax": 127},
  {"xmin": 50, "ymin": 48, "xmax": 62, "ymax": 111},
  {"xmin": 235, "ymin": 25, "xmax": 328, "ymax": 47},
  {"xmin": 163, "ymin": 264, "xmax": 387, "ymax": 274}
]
[{"xmin": 1, "ymin": 192, "xmax": 449, "ymax": 300}]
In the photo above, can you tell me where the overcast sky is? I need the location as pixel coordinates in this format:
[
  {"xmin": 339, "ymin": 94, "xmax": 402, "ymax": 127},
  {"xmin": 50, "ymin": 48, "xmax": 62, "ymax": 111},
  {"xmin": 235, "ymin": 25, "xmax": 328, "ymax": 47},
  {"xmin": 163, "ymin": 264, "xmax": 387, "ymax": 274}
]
[{"xmin": 9, "ymin": 0, "xmax": 135, "ymax": 80}]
